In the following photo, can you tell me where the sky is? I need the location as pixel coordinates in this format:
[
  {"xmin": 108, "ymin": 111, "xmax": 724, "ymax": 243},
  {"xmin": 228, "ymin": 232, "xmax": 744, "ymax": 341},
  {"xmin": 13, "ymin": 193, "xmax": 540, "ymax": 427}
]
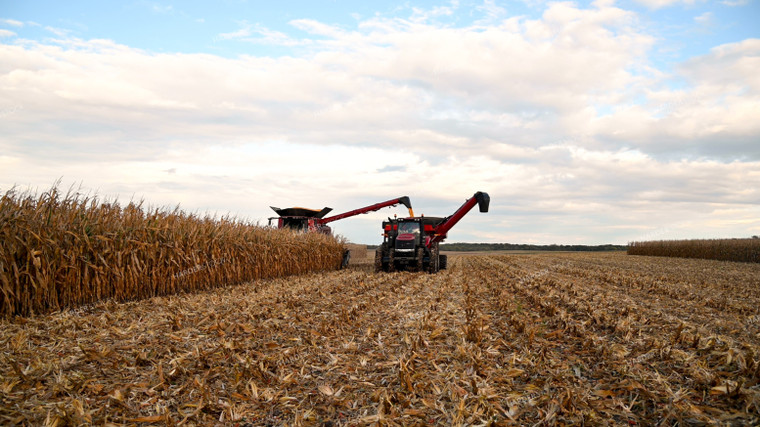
[{"xmin": 1, "ymin": 0, "xmax": 759, "ymax": 245}]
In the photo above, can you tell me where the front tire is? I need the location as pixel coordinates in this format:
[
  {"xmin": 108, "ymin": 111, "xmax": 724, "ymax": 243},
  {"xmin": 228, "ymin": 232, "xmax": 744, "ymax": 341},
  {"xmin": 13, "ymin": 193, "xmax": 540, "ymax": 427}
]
[
  {"xmin": 341, "ymin": 249, "xmax": 350, "ymax": 269},
  {"xmin": 414, "ymin": 247, "xmax": 424, "ymax": 272},
  {"xmin": 428, "ymin": 254, "xmax": 439, "ymax": 273}
]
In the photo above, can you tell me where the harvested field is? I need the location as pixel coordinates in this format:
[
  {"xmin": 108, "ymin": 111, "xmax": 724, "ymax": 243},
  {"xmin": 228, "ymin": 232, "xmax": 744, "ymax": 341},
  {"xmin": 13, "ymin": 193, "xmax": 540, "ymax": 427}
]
[{"xmin": 1, "ymin": 252, "xmax": 759, "ymax": 425}]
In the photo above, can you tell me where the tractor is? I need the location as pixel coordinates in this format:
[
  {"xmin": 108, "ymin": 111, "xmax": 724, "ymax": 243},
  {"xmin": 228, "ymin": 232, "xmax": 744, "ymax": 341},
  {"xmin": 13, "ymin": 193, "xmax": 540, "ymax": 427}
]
[{"xmin": 375, "ymin": 192, "xmax": 489, "ymax": 273}]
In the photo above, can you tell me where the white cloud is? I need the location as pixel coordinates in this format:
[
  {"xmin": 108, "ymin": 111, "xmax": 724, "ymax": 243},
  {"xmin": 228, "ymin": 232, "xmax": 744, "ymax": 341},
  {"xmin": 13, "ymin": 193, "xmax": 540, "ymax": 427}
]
[
  {"xmin": 476, "ymin": 0, "xmax": 508, "ymax": 22},
  {"xmin": 151, "ymin": 4, "xmax": 174, "ymax": 14},
  {"xmin": 44, "ymin": 26, "xmax": 71, "ymax": 37},
  {"xmin": 694, "ymin": 11, "xmax": 713, "ymax": 25},
  {"xmin": 217, "ymin": 26, "xmax": 251, "ymax": 40},
  {"xmin": 632, "ymin": 0, "xmax": 704, "ymax": 9},
  {"xmin": 589, "ymin": 38, "xmax": 760, "ymax": 158},
  {"xmin": 290, "ymin": 19, "xmax": 350, "ymax": 38},
  {"xmin": 216, "ymin": 22, "xmax": 303, "ymax": 46},
  {"xmin": 0, "ymin": 29, "xmax": 16, "ymax": 38},
  {"xmin": 721, "ymin": 0, "xmax": 749, "ymax": 5},
  {"xmin": 1, "ymin": 19, "xmax": 24, "ymax": 27},
  {"xmin": 1, "ymin": 2, "xmax": 758, "ymax": 244}
]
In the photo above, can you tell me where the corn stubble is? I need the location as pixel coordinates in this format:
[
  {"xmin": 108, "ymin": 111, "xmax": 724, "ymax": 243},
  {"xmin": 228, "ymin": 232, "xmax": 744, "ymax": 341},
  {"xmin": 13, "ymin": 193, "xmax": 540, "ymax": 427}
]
[
  {"xmin": 628, "ymin": 238, "xmax": 760, "ymax": 263},
  {"xmin": 0, "ymin": 186, "xmax": 345, "ymax": 317},
  {"xmin": 1, "ymin": 251, "xmax": 759, "ymax": 425}
]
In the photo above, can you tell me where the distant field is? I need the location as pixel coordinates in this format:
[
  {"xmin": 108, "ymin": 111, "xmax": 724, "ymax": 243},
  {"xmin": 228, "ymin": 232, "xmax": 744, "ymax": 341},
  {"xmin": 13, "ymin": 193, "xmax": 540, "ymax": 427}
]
[
  {"xmin": 628, "ymin": 238, "xmax": 760, "ymax": 263},
  {"xmin": 2, "ymin": 252, "xmax": 758, "ymax": 425}
]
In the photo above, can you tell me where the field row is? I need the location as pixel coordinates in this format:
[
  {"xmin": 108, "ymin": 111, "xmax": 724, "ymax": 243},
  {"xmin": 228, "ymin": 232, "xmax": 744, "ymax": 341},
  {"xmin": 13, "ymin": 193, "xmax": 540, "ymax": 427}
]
[{"xmin": 0, "ymin": 252, "xmax": 758, "ymax": 425}]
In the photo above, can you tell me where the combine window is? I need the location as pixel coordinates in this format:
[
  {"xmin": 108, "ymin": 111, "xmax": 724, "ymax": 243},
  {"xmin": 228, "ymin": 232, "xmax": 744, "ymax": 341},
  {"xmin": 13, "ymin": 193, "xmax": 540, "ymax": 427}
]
[
  {"xmin": 398, "ymin": 222, "xmax": 419, "ymax": 235},
  {"xmin": 282, "ymin": 217, "xmax": 307, "ymax": 231}
]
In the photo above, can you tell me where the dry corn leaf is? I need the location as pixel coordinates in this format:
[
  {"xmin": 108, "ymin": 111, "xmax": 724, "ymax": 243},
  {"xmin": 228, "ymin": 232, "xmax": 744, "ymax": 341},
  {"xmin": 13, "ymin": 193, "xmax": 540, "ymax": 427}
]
[
  {"xmin": 505, "ymin": 368, "xmax": 524, "ymax": 378},
  {"xmin": 129, "ymin": 415, "xmax": 164, "ymax": 423}
]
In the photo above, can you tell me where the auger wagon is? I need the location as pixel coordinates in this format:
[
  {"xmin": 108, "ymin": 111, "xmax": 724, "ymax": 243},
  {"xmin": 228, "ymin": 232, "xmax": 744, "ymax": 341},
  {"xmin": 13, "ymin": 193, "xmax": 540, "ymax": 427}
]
[{"xmin": 375, "ymin": 191, "xmax": 489, "ymax": 273}]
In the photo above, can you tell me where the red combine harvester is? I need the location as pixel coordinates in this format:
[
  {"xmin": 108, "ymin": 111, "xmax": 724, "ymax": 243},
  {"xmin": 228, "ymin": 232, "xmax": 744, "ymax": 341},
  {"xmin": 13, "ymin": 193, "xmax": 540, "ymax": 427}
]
[
  {"xmin": 375, "ymin": 192, "xmax": 489, "ymax": 273},
  {"xmin": 268, "ymin": 196, "xmax": 414, "ymax": 235}
]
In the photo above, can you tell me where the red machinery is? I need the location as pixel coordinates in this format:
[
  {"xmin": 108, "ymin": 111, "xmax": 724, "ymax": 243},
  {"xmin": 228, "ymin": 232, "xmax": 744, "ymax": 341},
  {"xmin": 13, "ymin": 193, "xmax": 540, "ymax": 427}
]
[
  {"xmin": 375, "ymin": 192, "xmax": 489, "ymax": 273},
  {"xmin": 269, "ymin": 196, "xmax": 414, "ymax": 268},
  {"xmin": 269, "ymin": 196, "xmax": 414, "ymax": 235}
]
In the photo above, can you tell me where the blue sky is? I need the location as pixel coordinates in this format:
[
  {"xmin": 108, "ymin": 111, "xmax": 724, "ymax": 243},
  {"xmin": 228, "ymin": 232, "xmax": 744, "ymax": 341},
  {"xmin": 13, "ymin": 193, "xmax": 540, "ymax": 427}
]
[
  {"xmin": 1, "ymin": 0, "xmax": 759, "ymax": 244},
  {"xmin": 4, "ymin": 1, "xmax": 756, "ymax": 59}
]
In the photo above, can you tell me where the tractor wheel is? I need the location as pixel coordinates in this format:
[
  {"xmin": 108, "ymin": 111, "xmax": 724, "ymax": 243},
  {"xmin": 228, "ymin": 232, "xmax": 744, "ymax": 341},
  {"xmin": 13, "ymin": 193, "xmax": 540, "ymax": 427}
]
[
  {"xmin": 439, "ymin": 254, "xmax": 448, "ymax": 270},
  {"xmin": 414, "ymin": 248, "xmax": 424, "ymax": 272},
  {"xmin": 428, "ymin": 253, "xmax": 439, "ymax": 273},
  {"xmin": 388, "ymin": 249, "xmax": 396, "ymax": 272},
  {"xmin": 374, "ymin": 248, "xmax": 383, "ymax": 272},
  {"xmin": 426, "ymin": 246, "xmax": 439, "ymax": 273},
  {"xmin": 341, "ymin": 249, "xmax": 351, "ymax": 269}
]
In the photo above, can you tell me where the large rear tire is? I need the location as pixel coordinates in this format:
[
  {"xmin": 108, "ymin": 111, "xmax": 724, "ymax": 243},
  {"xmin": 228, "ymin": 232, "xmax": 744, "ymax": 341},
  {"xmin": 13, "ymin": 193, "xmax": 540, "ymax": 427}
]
[
  {"xmin": 439, "ymin": 254, "xmax": 448, "ymax": 270},
  {"xmin": 341, "ymin": 249, "xmax": 350, "ymax": 269},
  {"xmin": 388, "ymin": 249, "xmax": 396, "ymax": 272},
  {"xmin": 374, "ymin": 248, "xmax": 383, "ymax": 272},
  {"xmin": 427, "ymin": 247, "xmax": 439, "ymax": 273},
  {"xmin": 414, "ymin": 247, "xmax": 424, "ymax": 272}
]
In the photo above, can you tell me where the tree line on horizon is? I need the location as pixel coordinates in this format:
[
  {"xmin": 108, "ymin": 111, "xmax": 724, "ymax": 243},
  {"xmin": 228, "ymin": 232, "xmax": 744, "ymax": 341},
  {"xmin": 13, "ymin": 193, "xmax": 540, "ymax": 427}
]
[
  {"xmin": 440, "ymin": 242, "xmax": 627, "ymax": 252},
  {"xmin": 366, "ymin": 242, "xmax": 626, "ymax": 252}
]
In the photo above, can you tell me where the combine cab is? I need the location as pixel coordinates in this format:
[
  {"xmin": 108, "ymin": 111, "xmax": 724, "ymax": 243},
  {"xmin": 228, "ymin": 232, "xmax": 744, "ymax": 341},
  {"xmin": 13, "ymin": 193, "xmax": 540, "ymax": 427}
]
[{"xmin": 375, "ymin": 192, "xmax": 489, "ymax": 273}]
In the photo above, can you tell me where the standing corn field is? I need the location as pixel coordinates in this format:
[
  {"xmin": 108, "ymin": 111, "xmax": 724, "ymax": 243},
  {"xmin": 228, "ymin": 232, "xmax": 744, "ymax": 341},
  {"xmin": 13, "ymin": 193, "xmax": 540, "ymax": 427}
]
[
  {"xmin": 628, "ymin": 238, "xmax": 760, "ymax": 263},
  {"xmin": 0, "ymin": 186, "xmax": 346, "ymax": 317}
]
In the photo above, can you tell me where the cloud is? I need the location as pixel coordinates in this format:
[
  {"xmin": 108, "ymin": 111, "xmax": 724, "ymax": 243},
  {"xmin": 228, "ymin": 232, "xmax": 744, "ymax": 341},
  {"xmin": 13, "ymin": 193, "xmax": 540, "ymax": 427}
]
[
  {"xmin": 589, "ymin": 38, "xmax": 760, "ymax": 159},
  {"xmin": 476, "ymin": 0, "xmax": 508, "ymax": 22},
  {"xmin": 1, "ymin": 2, "xmax": 758, "ymax": 244},
  {"xmin": 632, "ymin": 0, "xmax": 705, "ymax": 9},
  {"xmin": 290, "ymin": 19, "xmax": 351, "ymax": 38},
  {"xmin": 0, "ymin": 29, "xmax": 16, "ymax": 38},
  {"xmin": 149, "ymin": 3, "xmax": 174, "ymax": 14},
  {"xmin": 694, "ymin": 11, "xmax": 713, "ymax": 25},
  {"xmin": 44, "ymin": 26, "xmax": 71, "ymax": 37},
  {"xmin": 721, "ymin": 0, "xmax": 749, "ymax": 5},
  {"xmin": 1, "ymin": 19, "xmax": 24, "ymax": 27},
  {"xmin": 216, "ymin": 22, "xmax": 303, "ymax": 46}
]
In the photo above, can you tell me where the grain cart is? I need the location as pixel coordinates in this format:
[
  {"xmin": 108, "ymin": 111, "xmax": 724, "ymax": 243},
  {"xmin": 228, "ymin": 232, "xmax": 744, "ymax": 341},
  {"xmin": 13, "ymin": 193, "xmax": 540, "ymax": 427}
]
[{"xmin": 375, "ymin": 192, "xmax": 489, "ymax": 273}]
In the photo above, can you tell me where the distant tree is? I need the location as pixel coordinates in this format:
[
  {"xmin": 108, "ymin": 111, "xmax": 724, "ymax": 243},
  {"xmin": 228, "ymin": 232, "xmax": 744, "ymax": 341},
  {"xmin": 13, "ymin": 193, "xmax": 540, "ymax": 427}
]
[
  {"xmin": 438, "ymin": 242, "xmax": 627, "ymax": 252},
  {"xmin": 753, "ymin": 235, "xmax": 759, "ymax": 239}
]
